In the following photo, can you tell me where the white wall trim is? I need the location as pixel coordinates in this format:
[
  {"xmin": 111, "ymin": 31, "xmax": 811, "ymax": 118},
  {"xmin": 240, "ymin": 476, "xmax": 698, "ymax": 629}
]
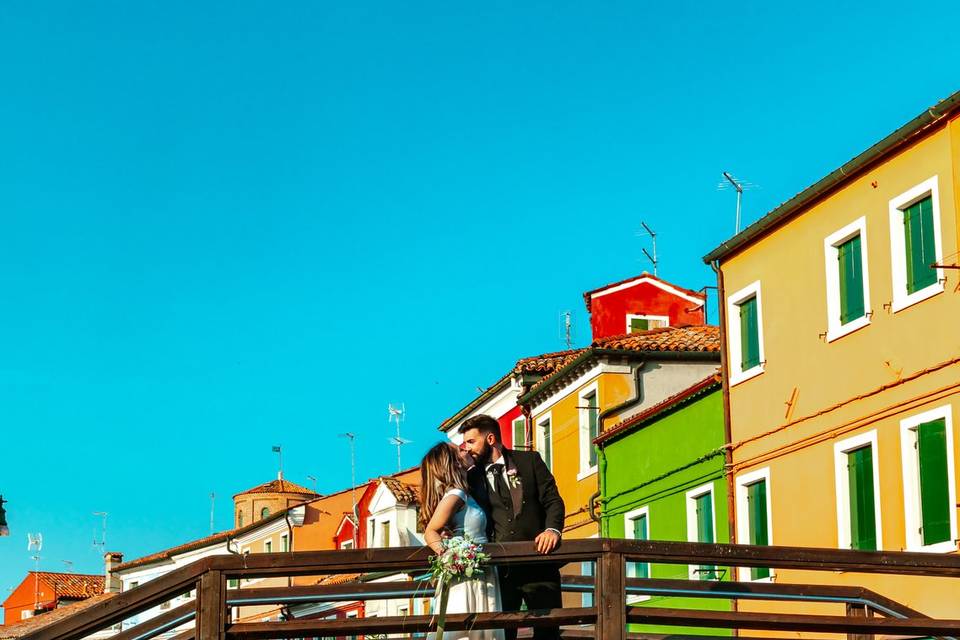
[
  {"xmin": 823, "ymin": 216, "xmax": 872, "ymax": 342},
  {"xmin": 735, "ymin": 467, "xmax": 774, "ymax": 582},
  {"xmin": 899, "ymin": 404, "xmax": 958, "ymax": 553},
  {"xmin": 725, "ymin": 281, "xmax": 765, "ymax": 386},
  {"xmin": 590, "ymin": 276, "xmax": 705, "ymax": 306},
  {"xmin": 528, "ymin": 361, "xmax": 632, "ymax": 416},
  {"xmin": 888, "ymin": 176, "xmax": 945, "ymax": 313},
  {"xmin": 833, "ymin": 430, "xmax": 883, "ymax": 551},
  {"xmin": 444, "ymin": 381, "xmax": 521, "ymax": 442}
]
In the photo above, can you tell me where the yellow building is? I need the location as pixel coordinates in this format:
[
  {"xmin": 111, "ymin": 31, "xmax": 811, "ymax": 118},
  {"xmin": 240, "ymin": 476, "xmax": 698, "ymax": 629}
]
[
  {"xmin": 519, "ymin": 326, "xmax": 720, "ymax": 540},
  {"xmin": 703, "ymin": 89, "xmax": 960, "ymax": 617}
]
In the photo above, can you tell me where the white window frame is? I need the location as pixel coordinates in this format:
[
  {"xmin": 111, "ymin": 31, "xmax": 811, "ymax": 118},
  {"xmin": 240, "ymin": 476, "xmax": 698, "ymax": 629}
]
[
  {"xmin": 685, "ymin": 483, "xmax": 717, "ymax": 580},
  {"xmin": 340, "ymin": 538, "xmax": 354, "ymax": 550},
  {"xmin": 623, "ymin": 506, "xmax": 651, "ymax": 602},
  {"xmin": 725, "ymin": 281, "xmax": 765, "ymax": 386},
  {"xmin": 735, "ymin": 467, "xmax": 774, "ymax": 582},
  {"xmin": 625, "ymin": 314, "xmax": 670, "ymax": 334},
  {"xmin": 888, "ymin": 176, "xmax": 944, "ymax": 312},
  {"xmin": 577, "ymin": 382, "xmax": 600, "ymax": 480},
  {"xmin": 280, "ymin": 533, "xmax": 289, "ymax": 552},
  {"xmin": 833, "ymin": 430, "xmax": 883, "ymax": 551},
  {"xmin": 263, "ymin": 538, "xmax": 272, "ymax": 553},
  {"xmin": 823, "ymin": 217, "xmax": 872, "ymax": 342},
  {"xmin": 899, "ymin": 405, "xmax": 958, "ymax": 553},
  {"xmin": 511, "ymin": 416, "xmax": 527, "ymax": 449},
  {"xmin": 536, "ymin": 412, "xmax": 553, "ymax": 471}
]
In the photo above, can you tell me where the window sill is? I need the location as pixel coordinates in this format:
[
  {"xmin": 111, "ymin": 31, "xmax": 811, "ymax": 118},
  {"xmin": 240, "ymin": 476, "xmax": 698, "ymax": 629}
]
[
  {"xmin": 892, "ymin": 281, "xmax": 943, "ymax": 313},
  {"xmin": 577, "ymin": 467, "xmax": 598, "ymax": 481},
  {"xmin": 826, "ymin": 315, "xmax": 871, "ymax": 343},
  {"xmin": 730, "ymin": 364, "xmax": 764, "ymax": 387},
  {"xmin": 905, "ymin": 539, "xmax": 958, "ymax": 554}
]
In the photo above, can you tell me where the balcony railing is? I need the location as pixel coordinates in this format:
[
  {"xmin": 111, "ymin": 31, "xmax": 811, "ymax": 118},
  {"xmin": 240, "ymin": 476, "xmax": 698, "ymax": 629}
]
[{"xmin": 22, "ymin": 538, "xmax": 960, "ymax": 640}]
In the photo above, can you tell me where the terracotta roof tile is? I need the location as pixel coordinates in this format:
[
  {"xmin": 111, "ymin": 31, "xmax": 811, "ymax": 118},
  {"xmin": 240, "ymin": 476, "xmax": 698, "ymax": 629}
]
[
  {"xmin": 523, "ymin": 326, "xmax": 720, "ymax": 401},
  {"xmin": 316, "ymin": 572, "xmax": 364, "ymax": 586},
  {"xmin": 34, "ymin": 572, "xmax": 104, "ymax": 599},
  {"xmin": 234, "ymin": 477, "xmax": 319, "ymax": 498},
  {"xmin": 595, "ymin": 373, "xmax": 721, "ymax": 445},
  {"xmin": 380, "ymin": 477, "xmax": 420, "ymax": 505},
  {"xmin": 0, "ymin": 593, "xmax": 116, "ymax": 639}
]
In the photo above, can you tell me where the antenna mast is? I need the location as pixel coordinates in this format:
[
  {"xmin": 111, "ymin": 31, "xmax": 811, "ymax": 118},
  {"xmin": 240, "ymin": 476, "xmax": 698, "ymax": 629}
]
[
  {"xmin": 387, "ymin": 404, "xmax": 410, "ymax": 473},
  {"xmin": 209, "ymin": 493, "xmax": 216, "ymax": 535},
  {"xmin": 338, "ymin": 433, "xmax": 359, "ymax": 545},
  {"xmin": 92, "ymin": 512, "xmax": 107, "ymax": 555},
  {"xmin": 558, "ymin": 311, "xmax": 573, "ymax": 349},
  {"xmin": 722, "ymin": 171, "xmax": 744, "ymax": 233},
  {"xmin": 636, "ymin": 221, "xmax": 658, "ymax": 275},
  {"xmin": 272, "ymin": 445, "xmax": 283, "ymax": 479},
  {"xmin": 27, "ymin": 533, "xmax": 42, "ymax": 611}
]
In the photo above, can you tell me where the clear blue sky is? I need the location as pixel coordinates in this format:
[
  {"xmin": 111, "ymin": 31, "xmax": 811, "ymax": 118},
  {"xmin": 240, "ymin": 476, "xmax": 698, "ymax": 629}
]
[{"xmin": 1, "ymin": 1, "xmax": 958, "ymax": 600}]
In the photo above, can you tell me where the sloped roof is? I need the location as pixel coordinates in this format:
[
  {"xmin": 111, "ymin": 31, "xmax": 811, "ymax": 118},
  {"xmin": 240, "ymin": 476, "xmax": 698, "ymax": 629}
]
[
  {"xmin": 583, "ymin": 272, "xmax": 705, "ymax": 312},
  {"xmin": 32, "ymin": 572, "xmax": 104, "ymax": 599},
  {"xmin": 521, "ymin": 326, "xmax": 720, "ymax": 404},
  {"xmin": 380, "ymin": 477, "xmax": 420, "ymax": 505},
  {"xmin": 234, "ymin": 477, "xmax": 319, "ymax": 498},
  {"xmin": 595, "ymin": 373, "xmax": 721, "ymax": 446},
  {"xmin": 0, "ymin": 593, "xmax": 116, "ymax": 639}
]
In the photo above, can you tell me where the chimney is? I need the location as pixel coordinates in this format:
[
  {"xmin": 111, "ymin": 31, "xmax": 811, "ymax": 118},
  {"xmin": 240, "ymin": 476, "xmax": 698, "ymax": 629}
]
[{"xmin": 103, "ymin": 552, "xmax": 123, "ymax": 593}]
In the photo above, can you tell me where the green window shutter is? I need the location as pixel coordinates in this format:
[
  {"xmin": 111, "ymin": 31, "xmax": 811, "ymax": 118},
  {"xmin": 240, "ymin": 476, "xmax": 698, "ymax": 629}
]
[
  {"xmin": 513, "ymin": 418, "xmax": 525, "ymax": 449},
  {"xmin": 846, "ymin": 446, "xmax": 878, "ymax": 551},
  {"xmin": 739, "ymin": 297, "xmax": 760, "ymax": 370},
  {"xmin": 587, "ymin": 393, "xmax": 599, "ymax": 467},
  {"xmin": 747, "ymin": 480, "xmax": 770, "ymax": 580},
  {"xmin": 695, "ymin": 493, "xmax": 716, "ymax": 580},
  {"xmin": 904, "ymin": 196, "xmax": 938, "ymax": 293},
  {"xmin": 838, "ymin": 235, "xmax": 865, "ymax": 324},
  {"xmin": 918, "ymin": 418, "xmax": 951, "ymax": 546},
  {"xmin": 543, "ymin": 422, "xmax": 552, "ymax": 471},
  {"xmin": 629, "ymin": 317, "xmax": 649, "ymax": 333},
  {"xmin": 631, "ymin": 514, "xmax": 649, "ymax": 579}
]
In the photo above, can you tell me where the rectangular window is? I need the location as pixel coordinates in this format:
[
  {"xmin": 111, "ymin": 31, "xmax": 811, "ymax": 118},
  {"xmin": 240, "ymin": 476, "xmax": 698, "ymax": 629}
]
[
  {"xmin": 835, "ymin": 431, "xmax": 882, "ymax": 551},
  {"xmin": 380, "ymin": 520, "xmax": 391, "ymax": 547},
  {"xmin": 837, "ymin": 234, "xmax": 866, "ymax": 324},
  {"xmin": 340, "ymin": 539, "xmax": 354, "ymax": 550},
  {"xmin": 227, "ymin": 578, "xmax": 239, "ymax": 589},
  {"xmin": 580, "ymin": 561, "xmax": 595, "ymax": 607},
  {"xmin": 512, "ymin": 417, "xmax": 526, "ymax": 449},
  {"xmin": 746, "ymin": 480, "xmax": 770, "ymax": 580},
  {"xmin": 263, "ymin": 539, "xmax": 272, "ymax": 553},
  {"xmin": 738, "ymin": 297, "xmax": 760, "ymax": 370},
  {"xmin": 901, "ymin": 406, "xmax": 958, "ymax": 552},
  {"xmin": 726, "ymin": 281, "xmax": 764, "ymax": 385},
  {"xmin": 686, "ymin": 485, "xmax": 718, "ymax": 580},
  {"xmin": 579, "ymin": 387, "xmax": 600, "ymax": 477},
  {"xmin": 824, "ymin": 218, "xmax": 871, "ymax": 341},
  {"xmin": 280, "ymin": 534, "xmax": 289, "ymax": 552},
  {"xmin": 889, "ymin": 177, "xmax": 943, "ymax": 311},
  {"xmin": 624, "ymin": 507, "xmax": 650, "ymax": 586},
  {"xmin": 537, "ymin": 416, "xmax": 553, "ymax": 472},
  {"xmin": 626, "ymin": 315, "xmax": 669, "ymax": 334},
  {"xmin": 903, "ymin": 196, "xmax": 938, "ymax": 294}
]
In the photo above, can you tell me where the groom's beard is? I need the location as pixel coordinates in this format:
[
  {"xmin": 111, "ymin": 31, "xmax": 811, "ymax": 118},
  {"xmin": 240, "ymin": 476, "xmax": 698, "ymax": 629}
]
[{"xmin": 473, "ymin": 441, "xmax": 493, "ymax": 466}]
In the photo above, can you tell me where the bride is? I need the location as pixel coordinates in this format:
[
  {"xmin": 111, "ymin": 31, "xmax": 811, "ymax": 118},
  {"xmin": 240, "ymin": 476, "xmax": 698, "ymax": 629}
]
[{"xmin": 419, "ymin": 442, "xmax": 504, "ymax": 640}]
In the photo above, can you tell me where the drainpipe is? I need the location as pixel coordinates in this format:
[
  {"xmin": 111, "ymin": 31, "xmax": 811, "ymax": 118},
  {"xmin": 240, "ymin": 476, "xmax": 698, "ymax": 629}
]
[{"xmin": 712, "ymin": 259, "xmax": 738, "ymax": 623}]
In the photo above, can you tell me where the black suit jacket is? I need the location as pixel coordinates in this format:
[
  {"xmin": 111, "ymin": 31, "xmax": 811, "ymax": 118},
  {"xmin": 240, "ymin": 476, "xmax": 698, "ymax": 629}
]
[{"xmin": 468, "ymin": 448, "xmax": 565, "ymax": 543}]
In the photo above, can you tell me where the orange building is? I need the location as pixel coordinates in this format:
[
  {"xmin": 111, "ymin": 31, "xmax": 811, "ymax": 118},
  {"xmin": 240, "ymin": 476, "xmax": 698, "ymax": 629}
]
[{"xmin": 2, "ymin": 572, "xmax": 104, "ymax": 626}]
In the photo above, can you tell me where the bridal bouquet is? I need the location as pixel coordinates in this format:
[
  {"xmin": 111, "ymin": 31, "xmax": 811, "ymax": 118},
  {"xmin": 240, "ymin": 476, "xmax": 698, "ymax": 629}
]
[{"xmin": 429, "ymin": 535, "xmax": 490, "ymax": 640}]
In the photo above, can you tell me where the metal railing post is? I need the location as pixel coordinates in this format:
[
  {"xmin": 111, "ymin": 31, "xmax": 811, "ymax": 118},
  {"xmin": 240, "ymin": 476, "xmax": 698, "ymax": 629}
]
[
  {"xmin": 596, "ymin": 546, "xmax": 625, "ymax": 640},
  {"xmin": 197, "ymin": 570, "xmax": 226, "ymax": 640}
]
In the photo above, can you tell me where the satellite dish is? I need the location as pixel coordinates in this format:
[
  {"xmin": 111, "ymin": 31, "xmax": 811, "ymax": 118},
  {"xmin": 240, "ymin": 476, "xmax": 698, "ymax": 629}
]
[{"xmin": 27, "ymin": 532, "xmax": 42, "ymax": 552}]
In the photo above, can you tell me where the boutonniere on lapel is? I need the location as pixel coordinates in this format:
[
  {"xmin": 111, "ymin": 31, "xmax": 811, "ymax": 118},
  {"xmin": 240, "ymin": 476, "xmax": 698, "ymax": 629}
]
[{"xmin": 506, "ymin": 468, "xmax": 522, "ymax": 490}]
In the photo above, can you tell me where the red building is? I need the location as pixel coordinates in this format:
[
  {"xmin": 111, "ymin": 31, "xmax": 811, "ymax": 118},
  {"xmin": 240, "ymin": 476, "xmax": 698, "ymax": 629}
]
[
  {"xmin": 583, "ymin": 272, "xmax": 706, "ymax": 340},
  {"xmin": 2, "ymin": 572, "xmax": 104, "ymax": 626}
]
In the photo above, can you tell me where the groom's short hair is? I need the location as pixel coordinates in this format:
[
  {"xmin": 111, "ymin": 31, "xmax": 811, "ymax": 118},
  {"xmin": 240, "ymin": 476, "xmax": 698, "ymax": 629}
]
[{"xmin": 459, "ymin": 414, "xmax": 501, "ymax": 442}]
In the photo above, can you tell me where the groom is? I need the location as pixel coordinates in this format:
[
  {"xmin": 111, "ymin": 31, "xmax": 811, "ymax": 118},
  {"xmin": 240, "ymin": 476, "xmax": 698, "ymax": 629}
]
[{"xmin": 459, "ymin": 414, "xmax": 565, "ymax": 640}]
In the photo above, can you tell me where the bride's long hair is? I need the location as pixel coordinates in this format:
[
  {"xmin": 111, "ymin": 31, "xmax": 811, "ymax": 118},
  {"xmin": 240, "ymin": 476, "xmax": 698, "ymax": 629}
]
[{"xmin": 418, "ymin": 442, "xmax": 470, "ymax": 530}]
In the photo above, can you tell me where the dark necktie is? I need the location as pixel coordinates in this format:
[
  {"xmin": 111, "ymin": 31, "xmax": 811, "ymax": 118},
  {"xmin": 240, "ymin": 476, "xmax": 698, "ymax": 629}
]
[{"xmin": 487, "ymin": 463, "xmax": 510, "ymax": 503}]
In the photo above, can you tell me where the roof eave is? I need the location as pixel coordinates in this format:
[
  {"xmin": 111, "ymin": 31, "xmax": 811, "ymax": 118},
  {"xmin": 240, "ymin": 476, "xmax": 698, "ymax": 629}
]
[
  {"xmin": 436, "ymin": 374, "xmax": 512, "ymax": 432},
  {"xmin": 703, "ymin": 89, "xmax": 960, "ymax": 265}
]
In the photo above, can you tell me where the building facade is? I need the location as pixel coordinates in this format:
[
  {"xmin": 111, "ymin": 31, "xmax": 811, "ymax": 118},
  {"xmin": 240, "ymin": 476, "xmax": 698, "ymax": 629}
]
[{"xmin": 704, "ymin": 89, "xmax": 960, "ymax": 618}]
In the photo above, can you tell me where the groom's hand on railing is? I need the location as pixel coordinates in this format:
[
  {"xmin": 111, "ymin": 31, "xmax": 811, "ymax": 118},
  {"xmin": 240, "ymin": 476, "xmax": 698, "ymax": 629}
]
[{"xmin": 535, "ymin": 529, "xmax": 561, "ymax": 554}]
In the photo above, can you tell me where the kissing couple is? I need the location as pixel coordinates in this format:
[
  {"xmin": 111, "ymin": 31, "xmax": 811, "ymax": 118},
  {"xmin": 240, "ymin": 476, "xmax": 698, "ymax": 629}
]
[{"xmin": 418, "ymin": 414, "xmax": 566, "ymax": 640}]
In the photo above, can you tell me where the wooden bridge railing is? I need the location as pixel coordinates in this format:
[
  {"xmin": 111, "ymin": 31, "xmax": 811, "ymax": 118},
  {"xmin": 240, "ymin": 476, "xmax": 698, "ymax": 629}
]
[{"xmin": 22, "ymin": 538, "xmax": 960, "ymax": 640}]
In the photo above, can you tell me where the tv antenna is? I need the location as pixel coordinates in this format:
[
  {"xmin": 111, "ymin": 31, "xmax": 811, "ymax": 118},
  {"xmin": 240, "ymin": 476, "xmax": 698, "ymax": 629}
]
[
  {"xmin": 61, "ymin": 560, "xmax": 74, "ymax": 573},
  {"xmin": 92, "ymin": 512, "xmax": 107, "ymax": 554},
  {"xmin": 306, "ymin": 475, "xmax": 318, "ymax": 493},
  {"xmin": 209, "ymin": 493, "xmax": 216, "ymax": 535},
  {"xmin": 718, "ymin": 172, "xmax": 759, "ymax": 234},
  {"xmin": 272, "ymin": 445, "xmax": 283, "ymax": 479},
  {"xmin": 387, "ymin": 404, "xmax": 411, "ymax": 473},
  {"xmin": 558, "ymin": 311, "xmax": 574, "ymax": 349},
  {"xmin": 635, "ymin": 222, "xmax": 658, "ymax": 276},
  {"xmin": 27, "ymin": 533, "xmax": 42, "ymax": 611},
  {"xmin": 338, "ymin": 432, "xmax": 359, "ymax": 545}
]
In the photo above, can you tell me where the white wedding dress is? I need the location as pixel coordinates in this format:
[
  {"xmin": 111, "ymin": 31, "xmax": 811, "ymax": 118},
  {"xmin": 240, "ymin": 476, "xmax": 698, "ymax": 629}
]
[{"xmin": 438, "ymin": 488, "xmax": 504, "ymax": 640}]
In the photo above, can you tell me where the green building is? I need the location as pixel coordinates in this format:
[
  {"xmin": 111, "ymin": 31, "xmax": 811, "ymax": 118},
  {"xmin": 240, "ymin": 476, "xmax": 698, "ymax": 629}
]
[{"xmin": 596, "ymin": 374, "xmax": 731, "ymax": 636}]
